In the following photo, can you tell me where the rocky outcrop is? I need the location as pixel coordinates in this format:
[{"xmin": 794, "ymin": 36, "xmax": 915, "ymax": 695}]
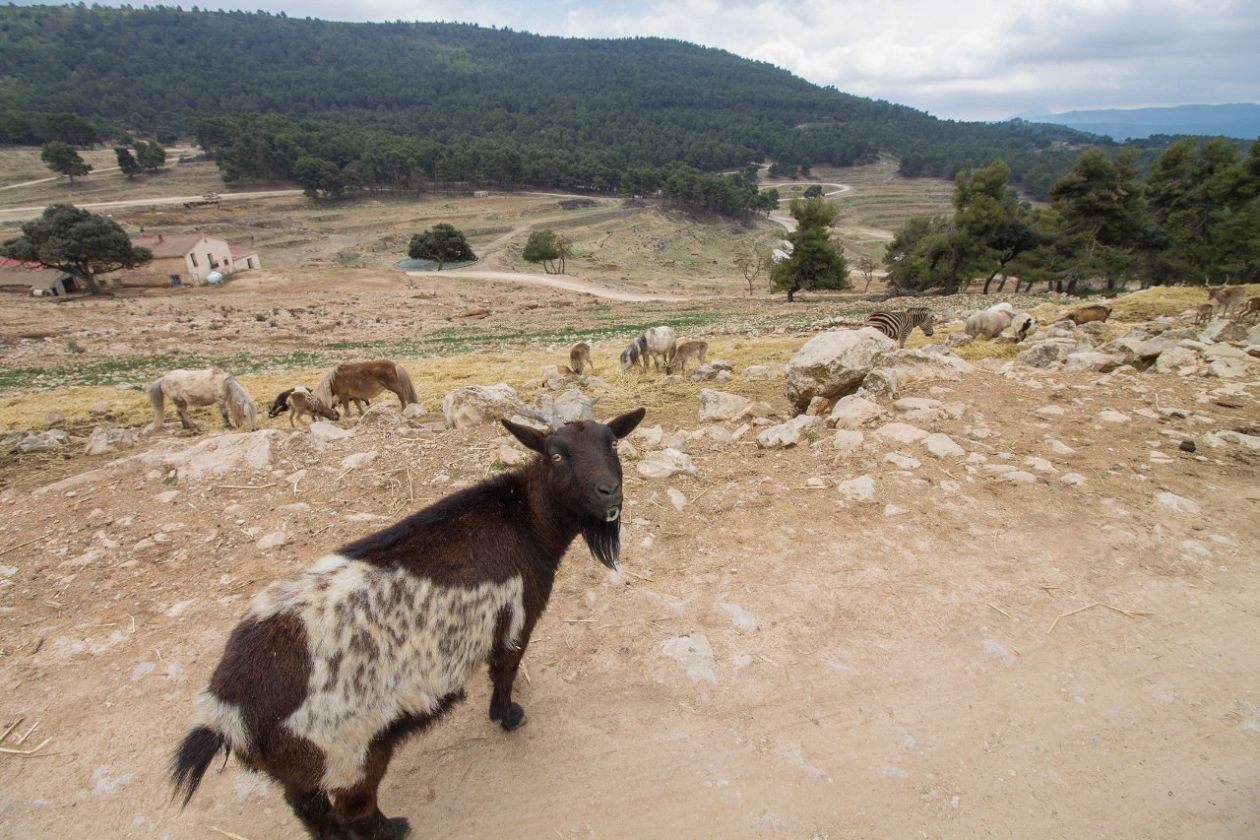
[{"xmin": 785, "ymin": 328, "xmax": 896, "ymax": 413}]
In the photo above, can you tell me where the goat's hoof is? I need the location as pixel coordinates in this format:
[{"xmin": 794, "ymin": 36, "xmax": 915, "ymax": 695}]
[
  {"xmin": 491, "ymin": 702, "xmax": 526, "ymax": 731},
  {"xmin": 378, "ymin": 817, "xmax": 411, "ymax": 840}
]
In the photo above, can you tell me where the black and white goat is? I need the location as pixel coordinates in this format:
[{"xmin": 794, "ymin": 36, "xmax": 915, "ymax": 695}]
[{"xmin": 170, "ymin": 409, "xmax": 645, "ymax": 839}]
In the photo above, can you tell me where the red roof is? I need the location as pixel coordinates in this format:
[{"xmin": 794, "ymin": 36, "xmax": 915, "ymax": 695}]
[{"xmin": 0, "ymin": 258, "xmax": 46, "ymax": 270}]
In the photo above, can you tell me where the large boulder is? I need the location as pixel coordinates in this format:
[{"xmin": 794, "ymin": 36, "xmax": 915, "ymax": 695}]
[
  {"xmin": 539, "ymin": 389, "xmax": 598, "ymax": 427},
  {"xmin": 1199, "ymin": 319, "xmax": 1248, "ymax": 344},
  {"xmin": 1064, "ymin": 351, "xmax": 1125, "ymax": 372},
  {"xmin": 147, "ymin": 429, "xmax": 281, "ymax": 480},
  {"xmin": 1103, "ymin": 333, "xmax": 1174, "ymax": 365},
  {"xmin": 698, "ymin": 389, "xmax": 753, "ymax": 422},
  {"xmin": 637, "ymin": 448, "xmax": 698, "ymax": 479},
  {"xmin": 442, "ymin": 384, "xmax": 532, "ymax": 428},
  {"xmin": 785, "ymin": 328, "xmax": 896, "ymax": 412},
  {"xmin": 859, "ymin": 347, "xmax": 975, "ymax": 398},
  {"xmin": 84, "ymin": 426, "xmax": 145, "ymax": 456},
  {"xmin": 1017, "ymin": 339, "xmax": 1076, "ymax": 369}
]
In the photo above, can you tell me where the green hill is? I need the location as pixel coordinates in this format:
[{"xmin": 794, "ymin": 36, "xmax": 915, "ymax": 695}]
[{"xmin": 0, "ymin": 5, "xmax": 1100, "ymax": 197}]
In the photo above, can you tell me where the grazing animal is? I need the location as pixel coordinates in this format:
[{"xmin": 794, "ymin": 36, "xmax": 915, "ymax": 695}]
[
  {"xmin": 1194, "ymin": 303, "xmax": 1216, "ymax": 325},
  {"xmin": 1066, "ymin": 304, "xmax": 1111, "ymax": 325},
  {"xmin": 170, "ymin": 409, "xmax": 646, "ymax": 839},
  {"xmin": 287, "ymin": 389, "xmax": 339, "ymax": 426},
  {"xmin": 1242, "ymin": 296, "xmax": 1260, "ymax": 322},
  {"xmin": 268, "ymin": 388, "xmax": 296, "ymax": 419},
  {"xmin": 314, "ymin": 360, "xmax": 417, "ymax": 417},
  {"xmin": 568, "ymin": 342, "xmax": 594, "ymax": 375},
  {"xmin": 863, "ymin": 307, "xmax": 935, "ymax": 348},
  {"xmin": 665, "ymin": 340, "xmax": 709, "ymax": 375},
  {"xmin": 147, "ymin": 368, "xmax": 257, "ymax": 432},
  {"xmin": 620, "ymin": 326, "xmax": 676, "ymax": 372},
  {"xmin": 1208, "ymin": 284, "xmax": 1245, "ymax": 315},
  {"xmin": 965, "ymin": 308, "xmax": 1015, "ymax": 340}
]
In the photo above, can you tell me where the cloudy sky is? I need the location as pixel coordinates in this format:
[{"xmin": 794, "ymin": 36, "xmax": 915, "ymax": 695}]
[{"xmin": 30, "ymin": 0, "xmax": 1260, "ymax": 120}]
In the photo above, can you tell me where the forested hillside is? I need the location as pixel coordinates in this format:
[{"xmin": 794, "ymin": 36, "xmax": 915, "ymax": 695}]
[{"xmin": 1, "ymin": 5, "xmax": 1097, "ymax": 197}]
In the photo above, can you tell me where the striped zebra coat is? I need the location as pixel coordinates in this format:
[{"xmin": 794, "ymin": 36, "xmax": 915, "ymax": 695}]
[{"xmin": 864, "ymin": 307, "xmax": 935, "ymax": 348}]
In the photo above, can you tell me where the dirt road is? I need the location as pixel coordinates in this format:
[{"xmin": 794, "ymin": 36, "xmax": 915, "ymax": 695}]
[
  {"xmin": 413, "ymin": 267, "xmax": 690, "ymax": 302},
  {"xmin": 0, "ymin": 189, "xmax": 303, "ymax": 222}
]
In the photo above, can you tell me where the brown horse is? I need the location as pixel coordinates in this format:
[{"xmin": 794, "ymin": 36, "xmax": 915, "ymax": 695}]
[{"xmin": 313, "ymin": 361, "xmax": 418, "ymax": 416}]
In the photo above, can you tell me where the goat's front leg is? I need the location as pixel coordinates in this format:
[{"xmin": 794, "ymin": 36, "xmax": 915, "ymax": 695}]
[{"xmin": 487, "ymin": 617, "xmax": 534, "ymax": 732}]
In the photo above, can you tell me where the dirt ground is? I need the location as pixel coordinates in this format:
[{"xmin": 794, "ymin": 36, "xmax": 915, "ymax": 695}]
[
  {"xmin": 1, "ymin": 156, "xmax": 1258, "ymax": 838},
  {"xmin": 2, "ymin": 290, "xmax": 1259, "ymax": 838}
]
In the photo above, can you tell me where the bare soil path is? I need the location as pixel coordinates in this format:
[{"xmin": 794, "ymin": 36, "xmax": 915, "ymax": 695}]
[
  {"xmin": 412, "ymin": 267, "xmax": 691, "ymax": 302},
  {"xmin": 0, "ymin": 189, "xmax": 304, "ymax": 222}
]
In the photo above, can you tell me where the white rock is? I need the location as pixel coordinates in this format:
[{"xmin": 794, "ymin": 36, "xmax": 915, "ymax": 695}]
[
  {"xmin": 1035, "ymin": 405, "xmax": 1066, "ymax": 417},
  {"xmin": 146, "ymin": 429, "xmax": 281, "ymax": 480},
  {"xmin": 84, "ymin": 426, "xmax": 144, "ymax": 456},
  {"xmin": 496, "ymin": 445, "xmax": 528, "ymax": 466},
  {"xmin": 1023, "ymin": 456, "xmax": 1056, "ymax": 473},
  {"xmin": 308, "ymin": 421, "xmax": 353, "ymax": 441},
  {"xmin": 757, "ymin": 415, "xmax": 820, "ymax": 448},
  {"xmin": 637, "ymin": 448, "xmax": 698, "ymax": 479},
  {"xmin": 923, "ymin": 433, "xmax": 964, "ymax": 458},
  {"xmin": 1060, "ymin": 472, "xmax": 1087, "ymax": 486},
  {"xmin": 828, "ymin": 395, "xmax": 885, "ymax": 429},
  {"xmin": 884, "ymin": 452, "xmax": 921, "ymax": 470},
  {"xmin": 698, "ymin": 389, "xmax": 753, "ymax": 422},
  {"xmin": 883, "ymin": 503, "xmax": 908, "ymax": 517},
  {"xmin": 616, "ymin": 438, "xmax": 639, "ymax": 459},
  {"xmin": 1155, "ymin": 492, "xmax": 1201, "ymax": 515},
  {"xmin": 660, "ymin": 634, "xmax": 717, "ymax": 684},
  {"xmin": 873, "ymin": 422, "xmax": 928, "ymax": 444},
  {"xmin": 155, "ymin": 490, "xmax": 179, "ymax": 503},
  {"xmin": 720, "ymin": 602, "xmax": 759, "ymax": 633},
  {"xmin": 1154, "ymin": 346, "xmax": 1201, "ymax": 375},
  {"xmin": 786, "ymin": 327, "xmax": 896, "ymax": 411},
  {"xmin": 339, "ymin": 451, "xmax": 378, "ymax": 470},
  {"xmin": 1206, "ymin": 358, "xmax": 1249, "ymax": 379},
  {"xmin": 635, "ymin": 425, "xmax": 665, "ymax": 447},
  {"xmin": 667, "ymin": 488, "xmax": 687, "ymax": 511},
  {"xmin": 1098, "ymin": 409, "xmax": 1130, "ymax": 424},
  {"xmin": 832, "ymin": 429, "xmax": 864, "ymax": 453},
  {"xmin": 1000, "ymin": 470, "xmax": 1038, "ymax": 484},
  {"xmin": 442, "ymin": 383, "xmax": 530, "ymax": 428},
  {"xmin": 837, "ymin": 475, "xmax": 876, "ymax": 501},
  {"xmin": 860, "ymin": 347, "xmax": 975, "ymax": 398},
  {"xmin": 1044, "ymin": 437, "xmax": 1076, "ymax": 455},
  {"xmin": 256, "ymin": 531, "xmax": 288, "ymax": 550}
]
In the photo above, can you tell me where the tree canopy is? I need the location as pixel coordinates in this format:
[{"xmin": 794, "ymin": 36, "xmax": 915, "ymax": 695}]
[
  {"xmin": 41, "ymin": 141, "xmax": 91, "ymax": 184},
  {"xmin": 408, "ymin": 224, "xmax": 476, "ymax": 270},
  {"xmin": 772, "ymin": 198, "xmax": 850, "ymax": 301},
  {"xmin": 0, "ymin": 204, "xmax": 152, "ymax": 295}
]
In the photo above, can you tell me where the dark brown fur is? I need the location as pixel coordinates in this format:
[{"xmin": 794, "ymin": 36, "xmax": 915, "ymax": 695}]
[
  {"xmin": 170, "ymin": 409, "xmax": 646, "ymax": 839},
  {"xmin": 1068, "ymin": 304, "xmax": 1111, "ymax": 325}
]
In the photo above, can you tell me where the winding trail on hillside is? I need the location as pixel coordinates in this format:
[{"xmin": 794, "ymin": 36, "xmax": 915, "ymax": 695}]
[
  {"xmin": 408, "ymin": 267, "xmax": 688, "ymax": 302},
  {"xmin": 766, "ymin": 181, "xmax": 852, "ymax": 233}
]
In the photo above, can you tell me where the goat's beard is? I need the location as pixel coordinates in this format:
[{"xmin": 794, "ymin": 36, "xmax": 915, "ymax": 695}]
[{"xmin": 582, "ymin": 517, "xmax": 621, "ymax": 570}]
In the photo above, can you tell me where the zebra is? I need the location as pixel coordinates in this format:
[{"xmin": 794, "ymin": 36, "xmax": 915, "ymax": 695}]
[{"xmin": 863, "ymin": 307, "xmax": 935, "ymax": 348}]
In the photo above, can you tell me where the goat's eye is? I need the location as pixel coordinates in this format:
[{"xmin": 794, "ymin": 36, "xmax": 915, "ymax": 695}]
[{"xmin": 551, "ymin": 453, "xmax": 563, "ymax": 463}]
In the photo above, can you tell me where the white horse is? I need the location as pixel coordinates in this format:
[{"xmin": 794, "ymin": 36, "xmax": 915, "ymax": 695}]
[
  {"xmin": 147, "ymin": 368, "xmax": 258, "ymax": 432},
  {"xmin": 620, "ymin": 325, "xmax": 677, "ymax": 372}
]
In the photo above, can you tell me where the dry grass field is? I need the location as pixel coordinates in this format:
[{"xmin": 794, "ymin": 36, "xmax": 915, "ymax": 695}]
[{"xmin": 2, "ymin": 147, "xmax": 1258, "ymax": 840}]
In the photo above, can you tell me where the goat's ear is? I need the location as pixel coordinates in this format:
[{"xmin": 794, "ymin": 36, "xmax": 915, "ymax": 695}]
[
  {"xmin": 501, "ymin": 418, "xmax": 547, "ymax": 453},
  {"xmin": 607, "ymin": 407, "xmax": 646, "ymax": 439}
]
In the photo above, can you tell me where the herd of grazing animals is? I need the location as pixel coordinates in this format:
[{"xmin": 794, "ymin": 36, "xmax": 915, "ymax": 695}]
[{"xmin": 150, "ymin": 287, "xmax": 1255, "ymax": 836}]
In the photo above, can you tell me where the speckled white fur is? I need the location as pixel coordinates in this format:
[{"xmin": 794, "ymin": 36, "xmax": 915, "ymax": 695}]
[{"xmin": 247, "ymin": 553, "xmax": 525, "ymax": 790}]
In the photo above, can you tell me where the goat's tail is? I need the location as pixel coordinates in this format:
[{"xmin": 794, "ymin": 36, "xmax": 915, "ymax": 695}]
[
  {"xmin": 169, "ymin": 726, "xmax": 227, "ymax": 808},
  {"xmin": 146, "ymin": 378, "xmax": 166, "ymax": 430},
  {"xmin": 395, "ymin": 365, "xmax": 419, "ymax": 406},
  {"xmin": 224, "ymin": 376, "xmax": 258, "ymax": 430}
]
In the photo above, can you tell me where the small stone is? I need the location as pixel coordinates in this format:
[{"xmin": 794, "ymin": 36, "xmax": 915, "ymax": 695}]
[
  {"xmin": 1044, "ymin": 437, "xmax": 1075, "ymax": 455},
  {"xmin": 1060, "ymin": 472, "xmax": 1086, "ymax": 486},
  {"xmin": 1155, "ymin": 491, "xmax": 1201, "ymax": 515},
  {"xmin": 873, "ymin": 422, "xmax": 928, "ymax": 444},
  {"xmin": 805, "ymin": 476, "xmax": 827, "ymax": 488},
  {"xmin": 256, "ymin": 531, "xmax": 288, "ymax": 550},
  {"xmin": 832, "ymin": 429, "xmax": 864, "ymax": 453},
  {"xmin": 1178, "ymin": 440, "xmax": 1196, "ymax": 453},
  {"xmin": 496, "ymin": 445, "xmax": 528, "ymax": 466},
  {"xmin": 339, "ymin": 451, "xmax": 378, "ymax": 470},
  {"xmin": 667, "ymin": 488, "xmax": 687, "ymax": 511},
  {"xmin": 1023, "ymin": 456, "xmax": 1056, "ymax": 473},
  {"xmin": 837, "ymin": 475, "xmax": 876, "ymax": 501},
  {"xmin": 1000, "ymin": 470, "xmax": 1038, "ymax": 484},
  {"xmin": 720, "ymin": 602, "xmax": 759, "ymax": 633},
  {"xmin": 757, "ymin": 415, "xmax": 820, "ymax": 448},
  {"xmin": 1035, "ymin": 405, "xmax": 1065, "ymax": 417},
  {"xmin": 637, "ymin": 448, "xmax": 698, "ymax": 480},
  {"xmin": 1098, "ymin": 409, "xmax": 1130, "ymax": 424},
  {"xmin": 923, "ymin": 433, "xmax": 964, "ymax": 458},
  {"xmin": 884, "ymin": 452, "xmax": 921, "ymax": 470},
  {"xmin": 616, "ymin": 438, "xmax": 639, "ymax": 459},
  {"xmin": 883, "ymin": 503, "xmax": 908, "ymax": 517}
]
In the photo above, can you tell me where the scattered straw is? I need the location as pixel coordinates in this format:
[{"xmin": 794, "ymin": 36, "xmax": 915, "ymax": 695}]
[
  {"xmin": 988, "ymin": 603, "xmax": 1012, "ymax": 619},
  {"xmin": 0, "ymin": 737, "xmax": 51, "ymax": 756},
  {"xmin": 208, "ymin": 827, "xmax": 256, "ymax": 840},
  {"xmin": 0, "ymin": 717, "xmax": 22, "ymax": 743},
  {"xmin": 521, "ymin": 662, "xmax": 531, "ymax": 685},
  {"xmin": 1047, "ymin": 601, "xmax": 1151, "ymax": 634},
  {"xmin": 0, "ymin": 536, "xmax": 45, "ymax": 557}
]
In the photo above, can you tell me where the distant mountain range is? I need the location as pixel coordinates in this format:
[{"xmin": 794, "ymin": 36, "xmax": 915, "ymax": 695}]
[{"xmin": 1015, "ymin": 103, "xmax": 1260, "ymax": 141}]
